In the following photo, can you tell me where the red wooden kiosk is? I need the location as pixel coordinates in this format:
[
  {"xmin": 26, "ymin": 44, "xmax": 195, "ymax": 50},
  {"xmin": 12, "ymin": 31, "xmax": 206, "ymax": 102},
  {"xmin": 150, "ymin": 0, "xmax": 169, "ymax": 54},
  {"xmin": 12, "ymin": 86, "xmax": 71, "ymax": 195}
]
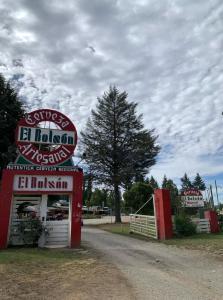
[{"xmin": 0, "ymin": 109, "xmax": 83, "ymax": 249}]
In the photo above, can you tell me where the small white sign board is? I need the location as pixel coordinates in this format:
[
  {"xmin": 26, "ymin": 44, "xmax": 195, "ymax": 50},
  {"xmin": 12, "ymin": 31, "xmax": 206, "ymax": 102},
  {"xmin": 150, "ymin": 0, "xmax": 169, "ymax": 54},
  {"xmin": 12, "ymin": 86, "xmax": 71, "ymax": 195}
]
[
  {"xmin": 13, "ymin": 175, "xmax": 73, "ymax": 192},
  {"xmin": 181, "ymin": 196, "xmax": 204, "ymax": 207}
]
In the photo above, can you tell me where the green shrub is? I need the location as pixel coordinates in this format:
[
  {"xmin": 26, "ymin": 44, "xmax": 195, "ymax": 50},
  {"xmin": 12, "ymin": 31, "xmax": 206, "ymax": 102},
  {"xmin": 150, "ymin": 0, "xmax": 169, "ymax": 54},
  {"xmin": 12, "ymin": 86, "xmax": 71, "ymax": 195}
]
[
  {"xmin": 17, "ymin": 219, "xmax": 44, "ymax": 245},
  {"xmin": 174, "ymin": 214, "xmax": 196, "ymax": 237},
  {"xmin": 218, "ymin": 214, "xmax": 223, "ymax": 231}
]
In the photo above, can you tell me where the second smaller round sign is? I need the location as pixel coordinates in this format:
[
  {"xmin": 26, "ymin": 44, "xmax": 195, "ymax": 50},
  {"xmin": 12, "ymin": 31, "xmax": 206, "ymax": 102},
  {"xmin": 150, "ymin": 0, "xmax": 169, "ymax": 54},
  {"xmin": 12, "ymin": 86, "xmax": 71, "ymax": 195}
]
[{"xmin": 16, "ymin": 109, "xmax": 77, "ymax": 166}]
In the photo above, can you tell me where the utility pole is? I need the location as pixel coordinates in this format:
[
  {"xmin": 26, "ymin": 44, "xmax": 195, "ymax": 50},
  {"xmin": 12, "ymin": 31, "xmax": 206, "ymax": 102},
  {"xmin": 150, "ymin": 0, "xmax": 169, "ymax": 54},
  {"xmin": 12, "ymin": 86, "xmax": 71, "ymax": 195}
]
[
  {"xmin": 210, "ymin": 185, "xmax": 214, "ymax": 209},
  {"xmin": 206, "ymin": 188, "xmax": 211, "ymax": 209},
  {"xmin": 215, "ymin": 180, "xmax": 220, "ymax": 208}
]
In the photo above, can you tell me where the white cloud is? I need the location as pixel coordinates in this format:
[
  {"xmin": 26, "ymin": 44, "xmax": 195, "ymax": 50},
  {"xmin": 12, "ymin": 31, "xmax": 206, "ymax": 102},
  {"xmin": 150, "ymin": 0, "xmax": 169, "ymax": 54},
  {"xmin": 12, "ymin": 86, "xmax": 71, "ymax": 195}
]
[{"xmin": 1, "ymin": 0, "xmax": 223, "ymax": 184}]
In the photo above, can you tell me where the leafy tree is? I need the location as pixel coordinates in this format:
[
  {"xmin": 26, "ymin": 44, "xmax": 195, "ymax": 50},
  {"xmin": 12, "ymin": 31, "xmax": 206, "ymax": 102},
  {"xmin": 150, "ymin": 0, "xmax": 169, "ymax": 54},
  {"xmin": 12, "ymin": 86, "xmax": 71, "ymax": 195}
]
[
  {"xmin": 180, "ymin": 173, "xmax": 192, "ymax": 191},
  {"xmin": 81, "ymin": 86, "xmax": 160, "ymax": 222},
  {"xmin": 123, "ymin": 182, "xmax": 154, "ymax": 215},
  {"xmin": 0, "ymin": 74, "xmax": 25, "ymax": 177},
  {"xmin": 134, "ymin": 173, "xmax": 145, "ymax": 184},
  {"xmin": 106, "ymin": 190, "xmax": 115, "ymax": 209},
  {"xmin": 193, "ymin": 173, "xmax": 206, "ymax": 191},
  {"xmin": 162, "ymin": 175, "xmax": 179, "ymax": 213},
  {"xmin": 90, "ymin": 188, "xmax": 108, "ymax": 207},
  {"xmin": 83, "ymin": 173, "xmax": 93, "ymax": 207}
]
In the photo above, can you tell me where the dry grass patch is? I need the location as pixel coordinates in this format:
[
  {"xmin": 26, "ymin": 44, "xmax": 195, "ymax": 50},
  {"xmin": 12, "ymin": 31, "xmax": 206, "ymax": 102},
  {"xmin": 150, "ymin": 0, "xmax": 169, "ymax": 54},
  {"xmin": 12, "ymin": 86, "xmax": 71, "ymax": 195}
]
[{"xmin": 0, "ymin": 247, "xmax": 134, "ymax": 300}]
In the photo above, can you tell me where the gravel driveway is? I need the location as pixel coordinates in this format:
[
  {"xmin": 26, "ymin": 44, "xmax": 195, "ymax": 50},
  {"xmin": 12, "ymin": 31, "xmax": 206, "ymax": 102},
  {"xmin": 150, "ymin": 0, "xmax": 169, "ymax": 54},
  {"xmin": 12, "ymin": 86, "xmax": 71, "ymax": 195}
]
[{"xmin": 82, "ymin": 227, "xmax": 223, "ymax": 300}]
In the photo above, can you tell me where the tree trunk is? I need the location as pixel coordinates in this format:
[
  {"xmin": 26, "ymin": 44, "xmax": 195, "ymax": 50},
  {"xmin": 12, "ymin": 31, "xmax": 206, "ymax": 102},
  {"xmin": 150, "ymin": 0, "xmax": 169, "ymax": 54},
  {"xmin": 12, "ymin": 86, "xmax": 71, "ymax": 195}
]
[{"xmin": 114, "ymin": 183, "xmax": 121, "ymax": 223}]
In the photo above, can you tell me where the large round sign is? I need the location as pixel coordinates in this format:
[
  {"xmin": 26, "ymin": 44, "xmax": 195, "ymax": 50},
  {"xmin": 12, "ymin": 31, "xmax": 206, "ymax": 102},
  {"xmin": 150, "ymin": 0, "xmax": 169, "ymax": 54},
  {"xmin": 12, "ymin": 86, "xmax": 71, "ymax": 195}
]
[{"xmin": 16, "ymin": 109, "xmax": 77, "ymax": 166}]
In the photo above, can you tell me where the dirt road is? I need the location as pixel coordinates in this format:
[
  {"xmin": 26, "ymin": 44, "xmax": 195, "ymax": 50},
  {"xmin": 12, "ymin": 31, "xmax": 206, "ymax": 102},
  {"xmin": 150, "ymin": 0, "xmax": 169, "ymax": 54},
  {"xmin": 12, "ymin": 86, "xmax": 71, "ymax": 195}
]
[{"xmin": 82, "ymin": 227, "xmax": 223, "ymax": 300}]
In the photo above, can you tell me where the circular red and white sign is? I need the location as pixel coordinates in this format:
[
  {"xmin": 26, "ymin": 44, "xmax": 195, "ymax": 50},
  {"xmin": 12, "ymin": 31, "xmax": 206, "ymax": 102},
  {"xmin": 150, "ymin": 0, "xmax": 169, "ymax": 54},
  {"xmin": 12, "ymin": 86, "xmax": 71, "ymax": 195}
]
[{"xmin": 16, "ymin": 109, "xmax": 77, "ymax": 166}]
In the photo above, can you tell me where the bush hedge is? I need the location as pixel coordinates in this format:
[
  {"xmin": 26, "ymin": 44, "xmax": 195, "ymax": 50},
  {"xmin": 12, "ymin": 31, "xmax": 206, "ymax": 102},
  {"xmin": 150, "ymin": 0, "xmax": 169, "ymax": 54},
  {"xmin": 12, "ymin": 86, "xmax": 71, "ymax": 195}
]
[{"xmin": 174, "ymin": 214, "xmax": 197, "ymax": 237}]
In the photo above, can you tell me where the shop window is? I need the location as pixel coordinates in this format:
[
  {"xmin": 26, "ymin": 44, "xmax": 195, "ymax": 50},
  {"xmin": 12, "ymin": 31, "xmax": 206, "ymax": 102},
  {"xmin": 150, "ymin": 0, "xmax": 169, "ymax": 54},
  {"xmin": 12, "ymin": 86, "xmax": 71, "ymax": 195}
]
[{"xmin": 47, "ymin": 195, "xmax": 69, "ymax": 221}]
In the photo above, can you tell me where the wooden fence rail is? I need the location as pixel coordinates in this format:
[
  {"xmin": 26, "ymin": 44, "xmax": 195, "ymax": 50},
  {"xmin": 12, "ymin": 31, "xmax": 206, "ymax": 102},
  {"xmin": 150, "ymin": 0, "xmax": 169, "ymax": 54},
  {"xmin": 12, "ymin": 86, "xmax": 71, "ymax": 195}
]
[{"xmin": 129, "ymin": 214, "xmax": 157, "ymax": 239}]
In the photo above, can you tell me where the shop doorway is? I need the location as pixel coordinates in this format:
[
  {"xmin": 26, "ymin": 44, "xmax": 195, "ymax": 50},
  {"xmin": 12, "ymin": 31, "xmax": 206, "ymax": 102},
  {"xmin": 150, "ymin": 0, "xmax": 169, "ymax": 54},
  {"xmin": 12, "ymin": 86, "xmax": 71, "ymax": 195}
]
[
  {"xmin": 9, "ymin": 194, "xmax": 70, "ymax": 247},
  {"xmin": 42, "ymin": 194, "xmax": 70, "ymax": 247}
]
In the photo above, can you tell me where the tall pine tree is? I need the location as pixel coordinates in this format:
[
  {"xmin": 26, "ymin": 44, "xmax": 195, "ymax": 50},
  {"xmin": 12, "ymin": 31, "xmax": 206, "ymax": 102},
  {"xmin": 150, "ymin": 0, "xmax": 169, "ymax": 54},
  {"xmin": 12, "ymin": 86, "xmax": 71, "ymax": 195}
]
[
  {"xmin": 149, "ymin": 176, "xmax": 159, "ymax": 189},
  {"xmin": 81, "ymin": 86, "xmax": 160, "ymax": 222},
  {"xmin": 193, "ymin": 173, "xmax": 206, "ymax": 191},
  {"xmin": 0, "ymin": 74, "xmax": 24, "ymax": 178},
  {"xmin": 180, "ymin": 173, "xmax": 192, "ymax": 191},
  {"xmin": 162, "ymin": 175, "xmax": 168, "ymax": 188}
]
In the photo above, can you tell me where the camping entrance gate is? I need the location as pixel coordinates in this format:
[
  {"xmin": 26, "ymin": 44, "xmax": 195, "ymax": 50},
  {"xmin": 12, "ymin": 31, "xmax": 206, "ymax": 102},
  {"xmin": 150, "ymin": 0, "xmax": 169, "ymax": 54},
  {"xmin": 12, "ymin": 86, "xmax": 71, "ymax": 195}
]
[
  {"xmin": 130, "ymin": 214, "xmax": 157, "ymax": 239},
  {"xmin": 129, "ymin": 189, "xmax": 220, "ymax": 240},
  {"xmin": 129, "ymin": 189, "xmax": 174, "ymax": 240},
  {"xmin": 130, "ymin": 196, "xmax": 157, "ymax": 239}
]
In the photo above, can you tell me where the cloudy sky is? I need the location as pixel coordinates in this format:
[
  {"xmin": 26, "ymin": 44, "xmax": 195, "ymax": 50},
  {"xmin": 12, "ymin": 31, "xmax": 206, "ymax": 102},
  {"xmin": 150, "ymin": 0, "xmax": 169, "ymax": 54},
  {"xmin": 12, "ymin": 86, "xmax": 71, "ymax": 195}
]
[{"xmin": 1, "ymin": 0, "xmax": 223, "ymax": 194}]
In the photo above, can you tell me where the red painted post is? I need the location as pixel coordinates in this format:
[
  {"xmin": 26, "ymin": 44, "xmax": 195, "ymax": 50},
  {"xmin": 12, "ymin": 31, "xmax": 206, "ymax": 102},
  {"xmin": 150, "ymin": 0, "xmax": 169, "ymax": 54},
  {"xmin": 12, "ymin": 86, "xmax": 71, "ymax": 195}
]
[
  {"xmin": 154, "ymin": 189, "xmax": 173, "ymax": 240},
  {"xmin": 0, "ymin": 170, "xmax": 14, "ymax": 249},
  {"xmin": 204, "ymin": 210, "xmax": 220, "ymax": 233},
  {"xmin": 70, "ymin": 170, "xmax": 83, "ymax": 248}
]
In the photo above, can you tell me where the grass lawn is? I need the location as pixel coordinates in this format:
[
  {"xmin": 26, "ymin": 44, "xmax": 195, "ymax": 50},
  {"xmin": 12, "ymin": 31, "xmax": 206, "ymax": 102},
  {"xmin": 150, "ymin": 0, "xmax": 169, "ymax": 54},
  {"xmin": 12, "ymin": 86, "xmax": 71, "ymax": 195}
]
[
  {"xmin": 97, "ymin": 223, "xmax": 130, "ymax": 235},
  {"xmin": 163, "ymin": 232, "xmax": 223, "ymax": 255},
  {"xmin": 96, "ymin": 223, "xmax": 156, "ymax": 241},
  {"xmin": 0, "ymin": 247, "xmax": 85, "ymax": 264},
  {"xmin": 97, "ymin": 223, "xmax": 223, "ymax": 255}
]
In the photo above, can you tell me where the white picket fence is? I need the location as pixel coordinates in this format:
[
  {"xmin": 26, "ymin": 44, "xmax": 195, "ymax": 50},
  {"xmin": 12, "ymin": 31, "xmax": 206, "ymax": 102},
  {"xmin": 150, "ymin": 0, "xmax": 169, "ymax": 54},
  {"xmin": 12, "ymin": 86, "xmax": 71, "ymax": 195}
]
[
  {"xmin": 172, "ymin": 217, "xmax": 210, "ymax": 234},
  {"xmin": 129, "ymin": 214, "xmax": 157, "ymax": 239},
  {"xmin": 192, "ymin": 218, "xmax": 210, "ymax": 233}
]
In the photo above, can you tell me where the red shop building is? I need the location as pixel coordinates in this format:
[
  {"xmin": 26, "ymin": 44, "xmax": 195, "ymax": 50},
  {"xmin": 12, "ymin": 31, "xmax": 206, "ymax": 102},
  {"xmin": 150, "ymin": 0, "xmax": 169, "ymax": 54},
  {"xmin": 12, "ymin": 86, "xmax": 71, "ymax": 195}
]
[{"xmin": 0, "ymin": 109, "xmax": 83, "ymax": 249}]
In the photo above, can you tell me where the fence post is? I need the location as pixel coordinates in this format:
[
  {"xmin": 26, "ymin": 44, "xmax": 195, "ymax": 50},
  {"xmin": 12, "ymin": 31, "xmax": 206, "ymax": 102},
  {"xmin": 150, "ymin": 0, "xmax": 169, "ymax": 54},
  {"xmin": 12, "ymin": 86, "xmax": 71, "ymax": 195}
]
[
  {"xmin": 154, "ymin": 189, "xmax": 173, "ymax": 240},
  {"xmin": 0, "ymin": 170, "xmax": 14, "ymax": 249},
  {"xmin": 204, "ymin": 210, "xmax": 220, "ymax": 233}
]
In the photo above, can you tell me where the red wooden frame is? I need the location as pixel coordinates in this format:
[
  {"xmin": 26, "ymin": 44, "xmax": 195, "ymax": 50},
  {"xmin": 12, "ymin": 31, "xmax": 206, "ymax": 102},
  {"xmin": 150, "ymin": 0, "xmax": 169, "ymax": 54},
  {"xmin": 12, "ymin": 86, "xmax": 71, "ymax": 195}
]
[{"xmin": 0, "ymin": 168, "xmax": 83, "ymax": 249}]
